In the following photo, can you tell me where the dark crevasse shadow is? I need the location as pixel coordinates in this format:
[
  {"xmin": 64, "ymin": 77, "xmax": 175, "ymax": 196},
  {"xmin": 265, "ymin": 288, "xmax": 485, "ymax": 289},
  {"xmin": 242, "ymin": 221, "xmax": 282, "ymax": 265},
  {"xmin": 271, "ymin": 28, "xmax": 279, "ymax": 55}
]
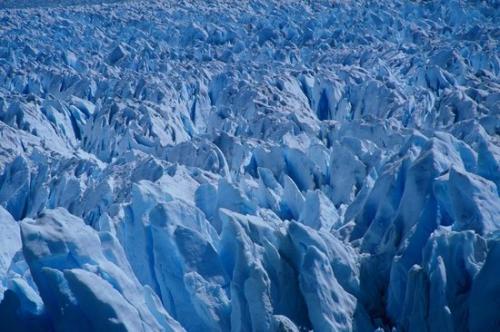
[{"xmin": 0, "ymin": 290, "xmax": 53, "ymax": 332}]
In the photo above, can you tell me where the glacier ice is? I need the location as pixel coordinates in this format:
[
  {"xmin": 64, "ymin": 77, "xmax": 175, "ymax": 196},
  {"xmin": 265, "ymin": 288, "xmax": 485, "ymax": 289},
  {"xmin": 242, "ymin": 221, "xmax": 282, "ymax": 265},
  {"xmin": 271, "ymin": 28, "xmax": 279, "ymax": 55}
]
[{"xmin": 0, "ymin": 0, "xmax": 499, "ymax": 331}]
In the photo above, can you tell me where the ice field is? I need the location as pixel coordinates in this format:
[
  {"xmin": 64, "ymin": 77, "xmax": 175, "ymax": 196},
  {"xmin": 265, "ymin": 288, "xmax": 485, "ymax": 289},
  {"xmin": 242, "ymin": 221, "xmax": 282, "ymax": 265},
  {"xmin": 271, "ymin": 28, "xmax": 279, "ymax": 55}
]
[{"xmin": 0, "ymin": 0, "xmax": 499, "ymax": 331}]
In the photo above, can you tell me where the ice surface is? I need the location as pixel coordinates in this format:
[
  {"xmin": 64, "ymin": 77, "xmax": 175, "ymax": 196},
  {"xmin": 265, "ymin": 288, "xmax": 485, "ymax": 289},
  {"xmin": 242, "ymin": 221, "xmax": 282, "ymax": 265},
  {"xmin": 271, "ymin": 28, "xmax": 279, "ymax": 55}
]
[{"xmin": 0, "ymin": 0, "xmax": 499, "ymax": 331}]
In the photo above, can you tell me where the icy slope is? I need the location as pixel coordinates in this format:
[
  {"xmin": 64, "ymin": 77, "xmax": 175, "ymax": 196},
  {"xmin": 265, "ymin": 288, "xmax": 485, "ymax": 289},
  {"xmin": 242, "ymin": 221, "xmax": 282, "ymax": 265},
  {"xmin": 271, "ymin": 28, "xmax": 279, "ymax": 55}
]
[{"xmin": 0, "ymin": 0, "xmax": 499, "ymax": 331}]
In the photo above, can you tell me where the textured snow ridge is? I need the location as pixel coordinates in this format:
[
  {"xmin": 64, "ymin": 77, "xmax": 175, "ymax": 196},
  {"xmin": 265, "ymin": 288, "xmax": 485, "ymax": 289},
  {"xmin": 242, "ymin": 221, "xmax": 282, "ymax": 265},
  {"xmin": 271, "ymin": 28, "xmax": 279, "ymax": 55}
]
[{"xmin": 0, "ymin": 0, "xmax": 499, "ymax": 331}]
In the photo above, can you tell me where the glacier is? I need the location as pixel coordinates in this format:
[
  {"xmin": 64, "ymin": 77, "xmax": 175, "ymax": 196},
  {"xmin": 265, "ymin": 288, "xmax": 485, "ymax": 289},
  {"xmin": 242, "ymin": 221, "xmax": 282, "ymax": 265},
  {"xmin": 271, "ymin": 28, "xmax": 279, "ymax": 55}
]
[{"xmin": 0, "ymin": 0, "xmax": 499, "ymax": 331}]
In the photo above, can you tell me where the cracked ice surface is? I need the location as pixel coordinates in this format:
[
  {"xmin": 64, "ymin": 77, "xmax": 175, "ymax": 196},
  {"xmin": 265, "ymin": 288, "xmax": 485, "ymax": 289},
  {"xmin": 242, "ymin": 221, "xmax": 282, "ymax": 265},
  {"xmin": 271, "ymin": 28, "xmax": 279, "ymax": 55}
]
[{"xmin": 0, "ymin": 0, "xmax": 499, "ymax": 331}]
